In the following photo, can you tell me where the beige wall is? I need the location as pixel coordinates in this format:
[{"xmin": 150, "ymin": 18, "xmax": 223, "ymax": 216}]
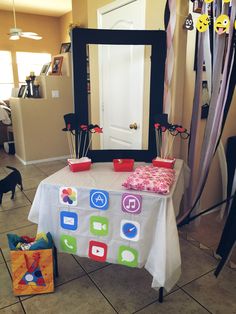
[
  {"xmin": 0, "ymin": 10, "xmax": 61, "ymax": 87},
  {"xmin": 10, "ymin": 53, "xmax": 73, "ymax": 163},
  {"xmin": 0, "ymin": 10, "xmax": 73, "ymax": 162},
  {"xmin": 72, "ymin": 0, "xmax": 88, "ymax": 26},
  {"xmin": 59, "ymin": 11, "xmax": 73, "ymax": 43}
]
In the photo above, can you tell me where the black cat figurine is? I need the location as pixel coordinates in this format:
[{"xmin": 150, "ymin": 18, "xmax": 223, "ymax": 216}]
[{"xmin": 0, "ymin": 166, "xmax": 23, "ymax": 205}]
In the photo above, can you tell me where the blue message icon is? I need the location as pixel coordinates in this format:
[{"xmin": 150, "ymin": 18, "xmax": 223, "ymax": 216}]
[
  {"xmin": 60, "ymin": 211, "xmax": 78, "ymax": 231},
  {"xmin": 90, "ymin": 189, "xmax": 109, "ymax": 210}
]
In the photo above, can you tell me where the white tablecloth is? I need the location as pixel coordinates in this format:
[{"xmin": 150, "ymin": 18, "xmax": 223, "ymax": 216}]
[{"xmin": 28, "ymin": 159, "xmax": 189, "ymax": 291}]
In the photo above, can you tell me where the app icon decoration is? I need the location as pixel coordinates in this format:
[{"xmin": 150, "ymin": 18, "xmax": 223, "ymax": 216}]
[
  {"xmin": 118, "ymin": 246, "xmax": 138, "ymax": 267},
  {"xmin": 90, "ymin": 216, "xmax": 108, "ymax": 236},
  {"xmin": 60, "ymin": 211, "xmax": 78, "ymax": 231},
  {"xmin": 122, "ymin": 193, "xmax": 142, "ymax": 214},
  {"xmin": 59, "ymin": 187, "xmax": 77, "ymax": 206},
  {"xmin": 60, "ymin": 235, "xmax": 77, "ymax": 254},
  {"xmin": 120, "ymin": 220, "xmax": 140, "ymax": 242},
  {"xmin": 90, "ymin": 189, "xmax": 109, "ymax": 210},
  {"xmin": 88, "ymin": 240, "xmax": 107, "ymax": 262}
]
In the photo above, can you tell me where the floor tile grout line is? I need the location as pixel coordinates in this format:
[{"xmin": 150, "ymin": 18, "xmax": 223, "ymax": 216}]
[
  {"xmin": 179, "ymin": 236, "xmax": 219, "ymax": 260},
  {"xmin": 71, "ymin": 254, "xmax": 112, "ymax": 275},
  {"xmin": 71, "ymin": 256, "xmax": 118, "ymax": 314},
  {"xmin": 84, "ymin": 263, "xmax": 112, "ymax": 275},
  {"xmin": 179, "ymin": 287, "xmax": 213, "ymax": 314},
  {"xmin": 176, "ymin": 268, "xmax": 216, "ymax": 290},
  {"xmin": 0, "ymin": 247, "xmax": 22, "ymax": 308},
  {"xmin": 0, "ymin": 247, "xmax": 14, "ymax": 280},
  {"xmin": 0, "ymin": 223, "xmax": 35, "ymax": 235},
  {"xmin": 0, "ymin": 302, "xmax": 22, "ymax": 311},
  {"xmin": 19, "ymin": 299, "xmax": 27, "ymax": 314},
  {"xmin": 85, "ymin": 273, "xmax": 119, "ymax": 314},
  {"xmin": 22, "ymin": 190, "xmax": 33, "ymax": 205},
  {"xmin": 0, "ymin": 203, "xmax": 31, "ymax": 213},
  {"xmin": 179, "ymin": 230, "xmax": 218, "ymax": 255},
  {"xmin": 33, "ymin": 164, "xmax": 51, "ymax": 176},
  {"xmin": 33, "ymin": 162, "xmax": 67, "ymax": 177},
  {"xmin": 55, "ymin": 272, "xmax": 88, "ymax": 288},
  {"xmin": 132, "ymin": 287, "xmax": 181, "ymax": 314},
  {"xmin": 180, "ymin": 230, "xmax": 236, "ymax": 269}
]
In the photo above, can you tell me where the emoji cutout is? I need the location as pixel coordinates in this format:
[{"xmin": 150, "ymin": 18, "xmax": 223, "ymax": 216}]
[
  {"xmin": 183, "ymin": 14, "xmax": 194, "ymax": 31},
  {"xmin": 214, "ymin": 15, "xmax": 230, "ymax": 35},
  {"xmin": 204, "ymin": 0, "xmax": 213, "ymax": 3},
  {"xmin": 196, "ymin": 14, "xmax": 210, "ymax": 32},
  {"xmin": 223, "ymin": 0, "xmax": 230, "ymax": 3}
]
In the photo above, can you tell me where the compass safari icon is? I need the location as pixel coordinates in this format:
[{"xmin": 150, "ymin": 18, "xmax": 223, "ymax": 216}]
[{"xmin": 120, "ymin": 220, "xmax": 140, "ymax": 242}]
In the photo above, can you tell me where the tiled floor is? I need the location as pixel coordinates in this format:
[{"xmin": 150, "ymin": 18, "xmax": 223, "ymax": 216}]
[{"xmin": 0, "ymin": 149, "xmax": 235, "ymax": 313}]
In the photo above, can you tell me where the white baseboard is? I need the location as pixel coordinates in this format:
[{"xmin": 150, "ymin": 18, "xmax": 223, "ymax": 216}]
[{"xmin": 15, "ymin": 154, "xmax": 69, "ymax": 165}]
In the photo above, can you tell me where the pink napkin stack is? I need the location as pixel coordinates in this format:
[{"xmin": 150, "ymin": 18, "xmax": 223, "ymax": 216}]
[{"xmin": 122, "ymin": 165, "xmax": 175, "ymax": 195}]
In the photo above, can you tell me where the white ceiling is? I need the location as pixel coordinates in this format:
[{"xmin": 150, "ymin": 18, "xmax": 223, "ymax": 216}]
[{"xmin": 0, "ymin": 0, "xmax": 72, "ymax": 17}]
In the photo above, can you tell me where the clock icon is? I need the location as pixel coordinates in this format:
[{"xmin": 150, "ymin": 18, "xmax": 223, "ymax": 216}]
[{"xmin": 120, "ymin": 220, "xmax": 140, "ymax": 242}]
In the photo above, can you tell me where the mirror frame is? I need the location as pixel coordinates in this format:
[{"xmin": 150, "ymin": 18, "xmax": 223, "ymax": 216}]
[{"xmin": 71, "ymin": 28, "xmax": 166, "ymax": 162}]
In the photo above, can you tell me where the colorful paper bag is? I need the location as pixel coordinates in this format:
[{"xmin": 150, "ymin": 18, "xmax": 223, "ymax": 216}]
[{"xmin": 10, "ymin": 249, "xmax": 54, "ymax": 296}]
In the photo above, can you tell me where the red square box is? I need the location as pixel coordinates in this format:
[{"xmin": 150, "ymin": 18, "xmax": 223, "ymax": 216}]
[
  {"xmin": 67, "ymin": 159, "xmax": 91, "ymax": 172},
  {"xmin": 152, "ymin": 158, "xmax": 175, "ymax": 169},
  {"xmin": 113, "ymin": 159, "xmax": 134, "ymax": 172}
]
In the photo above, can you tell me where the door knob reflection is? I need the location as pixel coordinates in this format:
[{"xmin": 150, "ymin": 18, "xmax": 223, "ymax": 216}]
[{"xmin": 129, "ymin": 123, "xmax": 138, "ymax": 130}]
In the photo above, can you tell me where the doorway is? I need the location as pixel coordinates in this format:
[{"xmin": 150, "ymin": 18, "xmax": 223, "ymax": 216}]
[{"xmin": 97, "ymin": 0, "xmax": 146, "ymax": 149}]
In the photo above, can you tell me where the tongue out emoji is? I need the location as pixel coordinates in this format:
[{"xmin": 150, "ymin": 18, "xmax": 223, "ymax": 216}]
[{"xmin": 214, "ymin": 15, "xmax": 230, "ymax": 35}]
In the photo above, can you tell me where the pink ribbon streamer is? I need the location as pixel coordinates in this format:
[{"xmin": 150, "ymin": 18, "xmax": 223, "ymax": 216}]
[{"xmin": 163, "ymin": 0, "xmax": 176, "ymax": 115}]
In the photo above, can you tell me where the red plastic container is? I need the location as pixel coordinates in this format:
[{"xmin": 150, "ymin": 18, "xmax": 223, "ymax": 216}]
[
  {"xmin": 113, "ymin": 159, "xmax": 134, "ymax": 172},
  {"xmin": 68, "ymin": 159, "xmax": 91, "ymax": 172},
  {"xmin": 152, "ymin": 158, "xmax": 175, "ymax": 169}
]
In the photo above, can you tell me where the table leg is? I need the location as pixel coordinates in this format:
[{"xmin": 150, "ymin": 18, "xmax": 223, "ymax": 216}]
[
  {"xmin": 158, "ymin": 287, "xmax": 164, "ymax": 303},
  {"xmin": 53, "ymin": 245, "xmax": 59, "ymax": 278}
]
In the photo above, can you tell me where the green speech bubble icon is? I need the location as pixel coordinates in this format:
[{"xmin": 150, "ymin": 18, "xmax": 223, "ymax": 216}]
[{"xmin": 118, "ymin": 246, "xmax": 138, "ymax": 267}]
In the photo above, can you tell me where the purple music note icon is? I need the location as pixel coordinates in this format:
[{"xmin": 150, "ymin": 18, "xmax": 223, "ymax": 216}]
[{"xmin": 122, "ymin": 193, "xmax": 142, "ymax": 214}]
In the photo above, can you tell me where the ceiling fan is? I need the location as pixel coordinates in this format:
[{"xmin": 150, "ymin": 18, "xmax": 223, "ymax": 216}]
[{"xmin": 9, "ymin": 0, "xmax": 42, "ymax": 40}]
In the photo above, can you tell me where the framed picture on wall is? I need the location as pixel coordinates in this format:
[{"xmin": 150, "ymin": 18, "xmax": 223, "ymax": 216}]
[
  {"xmin": 18, "ymin": 85, "xmax": 27, "ymax": 98},
  {"xmin": 50, "ymin": 56, "xmax": 63, "ymax": 75},
  {"xmin": 193, "ymin": 0, "xmax": 211, "ymax": 14},
  {"xmin": 40, "ymin": 62, "xmax": 51, "ymax": 75},
  {"xmin": 60, "ymin": 42, "xmax": 71, "ymax": 53}
]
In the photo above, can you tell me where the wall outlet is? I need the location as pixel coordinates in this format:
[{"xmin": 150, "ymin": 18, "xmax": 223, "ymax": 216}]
[{"xmin": 52, "ymin": 90, "xmax": 60, "ymax": 98}]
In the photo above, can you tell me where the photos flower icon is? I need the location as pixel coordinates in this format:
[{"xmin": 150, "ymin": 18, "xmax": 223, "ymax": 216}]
[{"xmin": 59, "ymin": 187, "xmax": 77, "ymax": 205}]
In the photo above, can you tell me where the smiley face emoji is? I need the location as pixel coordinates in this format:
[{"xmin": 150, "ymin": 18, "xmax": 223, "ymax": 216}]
[
  {"xmin": 204, "ymin": 0, "xmax": 213, "ymax": 3},
  {"xmin": 196, "ymin": 14, "xmax": 210, "ymax": 32},
  {"xmin": 214, "ymin": 15, "xmax": 230, "ymax": 35},
  {"xmin": 223, "ymin": 0, "xmax": 230, "ymax": 3}
]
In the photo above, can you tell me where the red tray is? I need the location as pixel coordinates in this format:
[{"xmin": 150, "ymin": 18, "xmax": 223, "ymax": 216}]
[
  {"xmin": 68, "ymin": 160, "xmax": 91, "ymax": 172},
  {"xmin": 152, "ymin": 158, "xmax": 175, "ymax": 169},
  {"xmin": 113, "ymin": 159, "xmax": 134, "ymax": 172}
]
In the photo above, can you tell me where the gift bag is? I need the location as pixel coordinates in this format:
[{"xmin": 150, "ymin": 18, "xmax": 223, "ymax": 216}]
[{"xmin": 10, "ymin": 249, "xmax": 54, "ymax": 296}]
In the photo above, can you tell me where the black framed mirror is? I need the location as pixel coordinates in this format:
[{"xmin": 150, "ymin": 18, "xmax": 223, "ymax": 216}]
[{"xmin": 71, "ymin": 28, "xmax": 166, "ymax": 162}]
